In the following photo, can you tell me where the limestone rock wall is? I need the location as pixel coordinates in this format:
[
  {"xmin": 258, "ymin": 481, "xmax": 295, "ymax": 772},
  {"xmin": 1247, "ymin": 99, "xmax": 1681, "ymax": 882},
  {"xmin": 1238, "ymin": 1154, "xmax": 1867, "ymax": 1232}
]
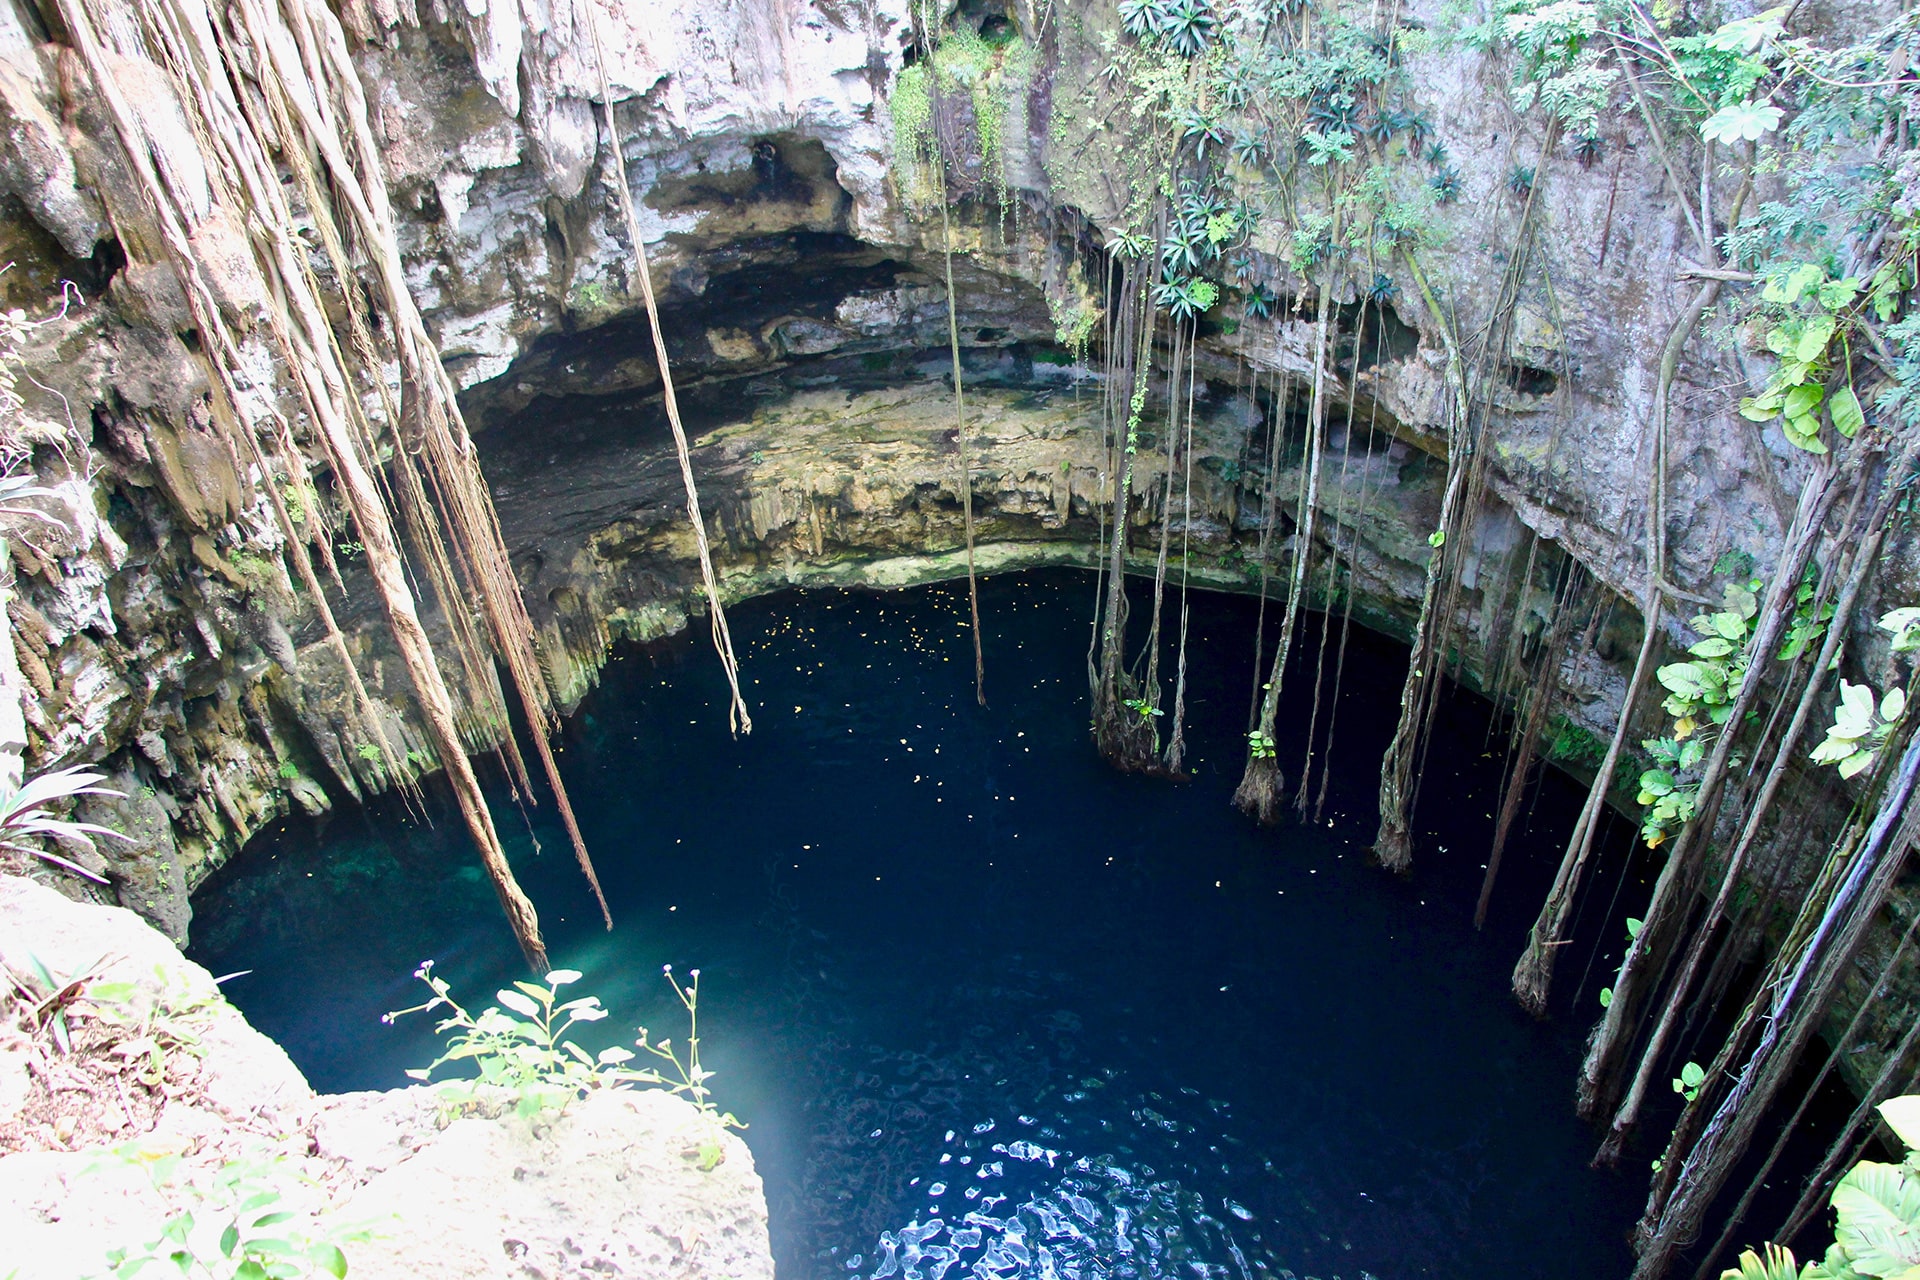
[
  {"xmin": 0, "ymin": 0, "xmax": 1904, "ymax": 1077},
  {"xmin": 0, "ymin": 873, "xmax": 774, "ymax": 1280}
]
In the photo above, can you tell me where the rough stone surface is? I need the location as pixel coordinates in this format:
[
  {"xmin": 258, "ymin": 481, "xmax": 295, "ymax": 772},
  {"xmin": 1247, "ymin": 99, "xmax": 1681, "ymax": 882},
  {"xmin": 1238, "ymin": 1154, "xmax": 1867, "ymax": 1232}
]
[
  {"xmin": 0, "ymin": 876, "xmax": 773, "ymax": 1280},
  {"xmin": 0, "ymin": 0, "xmax": 1909, "ymax": 1100}
]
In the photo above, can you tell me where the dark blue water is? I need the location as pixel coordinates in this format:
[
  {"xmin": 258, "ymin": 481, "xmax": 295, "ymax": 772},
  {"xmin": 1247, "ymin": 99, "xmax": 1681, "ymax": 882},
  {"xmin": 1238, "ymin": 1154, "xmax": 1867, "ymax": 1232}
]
[{"xmin": 188, "ymin": 569, "xmax": 1647, "ymax": 1279}]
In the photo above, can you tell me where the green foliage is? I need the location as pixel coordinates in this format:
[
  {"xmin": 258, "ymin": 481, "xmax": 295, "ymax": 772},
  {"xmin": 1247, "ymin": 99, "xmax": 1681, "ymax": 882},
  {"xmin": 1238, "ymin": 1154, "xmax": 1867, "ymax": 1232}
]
[
  {"xmin": 1545, "ymin": 715, "xmax": 1608, "ymax": 770},
  {"xmin": 1737, "ymin": 262, "xmax": 1877, "ymax": 455},
  {"xmin": 1672, "ymin": 1059, "xmax": 1706, "ymax": 1102},
  {"xmin": 1247, "ymin": 729, "xmax": 1276, "ymax": 759},
  {"xmin": 1807, "ymin": 607, "xmax": 1917, "ymax": 780},
  {"xmin": 1677, "ymin": 10, "xmax": 1920, "ymax": 444},
  {"xmin": 84, "ymin": 966, "xmax": 227, "ymax": 1090},
  {"xmin": 1121, "ymin": 0, "xmax": 1219, "ymax": 58},
  {"xmin": 1717, "ymin": 1244, "xmax": 1800, "ymax": 1280},
  {"xmin": 1881, "ymin": 608, "xmax": 1920, "ymax": 654},
  {"xmin": 0, "ymin": 765, "xmax": 125, "ymax": 885},
  {"xmin": 1494, "ymin": 0, "xmax": 1618, "ymax": 135},
  {"xmin": 886, "ymin": 22, "xmax": 1033, "ymax": 210},
  {"xmin": 1732, "ymin": 1095, "xmax": 1920, "ymax": 1280},
  {"xmin": 1122, "ymin": 696, "xmax": 1164, "ymax": 719},
  {"xmin": 888, "ymin": 62, "xmax": 935, "ymax": 205},
  {"xmin": 1778, "ymin": 567, "xmax": 1835, "ymax": 663},
  {"xmin": 99, "ymin": 1147, "xmax": 368, "ymax": 1280},
  {"xmin": 578, "ymin": 280, "xmax": 612, "ymax": 312},
  {"xmin": 1811, "ymin": 681, "xmax": 1905, "ymax": 780},
  {"xmin": 1635, "ymin": 580, "xmax": 1760, "ymax": 847},
  {"xmin": 1049, "ymin": 295, "xmax": 1100, "ymax": 357},
  {"xmin": 387, "ymin": 963, "xmax": 741, "ymax": 1130},
  {"xmin": 1659, "ymin": 581, "xmax": 1760, "ymax": 737},
  {"xmin": 3, "ymin": 948, "xmax": 104, "ymax": 1055}
]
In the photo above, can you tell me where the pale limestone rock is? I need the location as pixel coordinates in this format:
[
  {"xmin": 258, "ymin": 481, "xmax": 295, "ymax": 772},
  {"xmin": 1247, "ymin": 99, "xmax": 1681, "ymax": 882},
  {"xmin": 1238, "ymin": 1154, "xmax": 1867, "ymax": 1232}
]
[{"xmin": 0, "ymin": 876, "xmax": 774, "ymax": 1280}]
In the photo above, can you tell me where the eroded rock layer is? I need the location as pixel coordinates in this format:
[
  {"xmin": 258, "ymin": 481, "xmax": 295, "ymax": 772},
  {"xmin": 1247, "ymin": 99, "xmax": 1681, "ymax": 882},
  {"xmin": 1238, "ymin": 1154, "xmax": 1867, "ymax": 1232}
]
[{"xmin": 0, "ymin": 0, "xmax": 1910, "ymax": 1101}]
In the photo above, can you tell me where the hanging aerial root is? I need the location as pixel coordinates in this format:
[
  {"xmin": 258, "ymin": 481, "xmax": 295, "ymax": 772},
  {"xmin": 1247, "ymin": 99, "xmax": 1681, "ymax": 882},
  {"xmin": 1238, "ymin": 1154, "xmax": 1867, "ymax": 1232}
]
[
  {"xmin": 1232, "ymin": 754, "xmax": 1286, "ymax": 826},
  {"xmin": 1595, "ymin": 442, "xmax": 1898, "ymax": 1163},
  {"xmin": 59, "ymin": 0, "xmax": 555, "ymax": 967},
  {"xmin": 1372, "ymin": 249, "xmax": 1472, "ymax": 874},
  {"xmin": 1236, "ymin": 274, "xmax": 1333, "ymax": 821},
  {"xmin": 588, "ymin": 11, "xmax": 752, "ymax": 737}
]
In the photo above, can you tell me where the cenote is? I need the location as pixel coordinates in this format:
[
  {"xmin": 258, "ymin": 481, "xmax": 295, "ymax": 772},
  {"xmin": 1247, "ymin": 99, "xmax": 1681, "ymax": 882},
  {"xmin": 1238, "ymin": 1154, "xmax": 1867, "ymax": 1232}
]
[{"xmin": 191, "ymin": 569, "xmax": 1658, "ymax": 1279}]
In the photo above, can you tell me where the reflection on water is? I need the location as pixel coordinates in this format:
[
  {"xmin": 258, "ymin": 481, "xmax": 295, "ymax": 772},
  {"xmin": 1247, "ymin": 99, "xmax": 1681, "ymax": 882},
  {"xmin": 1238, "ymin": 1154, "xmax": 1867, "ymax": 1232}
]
[{"xmin": 189, "ymin": 570, "xmax": 1646, "ymax": 1279}]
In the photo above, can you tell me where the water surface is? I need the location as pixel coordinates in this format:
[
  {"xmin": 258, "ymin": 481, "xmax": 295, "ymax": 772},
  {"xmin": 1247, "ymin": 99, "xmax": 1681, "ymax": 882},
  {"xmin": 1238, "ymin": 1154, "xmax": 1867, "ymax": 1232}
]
[{"xmin": 190, "ymin": 569, "xmax": 1646, "ymax": 1279}]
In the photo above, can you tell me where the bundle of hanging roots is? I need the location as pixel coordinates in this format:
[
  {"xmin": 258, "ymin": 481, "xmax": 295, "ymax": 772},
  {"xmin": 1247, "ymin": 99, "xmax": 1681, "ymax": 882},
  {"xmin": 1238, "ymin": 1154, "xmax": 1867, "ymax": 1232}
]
[{"xmin": 50, "ymin": 0, "xmax": 749, "ymax": 967}]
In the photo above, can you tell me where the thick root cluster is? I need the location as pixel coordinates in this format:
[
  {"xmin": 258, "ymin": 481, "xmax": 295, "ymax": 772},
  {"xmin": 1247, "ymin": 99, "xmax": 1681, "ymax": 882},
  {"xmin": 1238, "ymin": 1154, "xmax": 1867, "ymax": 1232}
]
[
  {"xmin": 1372, "ymin": 813, "xmax": 1412, "ymax": 873},
  {"xmin": 1232, "ymin": 755, "xmax": 1286, "ymax": 826}
]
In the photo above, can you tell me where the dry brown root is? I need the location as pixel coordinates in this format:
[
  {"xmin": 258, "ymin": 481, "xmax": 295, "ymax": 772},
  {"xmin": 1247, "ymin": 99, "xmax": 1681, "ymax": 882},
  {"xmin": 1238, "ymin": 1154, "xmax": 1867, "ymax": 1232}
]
[{"xmin": 1232, "ymin": 754, "xmax": 1286, "ymax": 826}]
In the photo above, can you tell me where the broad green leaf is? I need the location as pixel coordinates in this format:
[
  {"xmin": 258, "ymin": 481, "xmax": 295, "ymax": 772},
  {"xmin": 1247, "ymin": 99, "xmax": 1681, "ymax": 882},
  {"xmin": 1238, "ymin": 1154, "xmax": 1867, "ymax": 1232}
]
[
  {"xmin": 1880, "ymin": 1096, "xmax": 1920, "ymax": 1152},
  {"xmin": 1627, "ymin": 917, "xmax": 1645, "ymax": 938},
  {"xmin": 309, "ymin": 1244, "xmax": 349, "ymax": 1280},
  {"xmin": 1717, "ymin": 1243, "xmax": 1798, "ymax": 1280},
  {"xmin": 1883, "ymin": 688, "xmax": 1908, "ymax": 723},
  {"xmin": 1881, "ymin": 609, "xmax": 1920, "ymax": 652},
  {"xmin": 1797, "ymin": 314, "xmax": 1838, "ymax": 362},
  {"xmin": 495, "ymin": 989, "xmax": 541, "ymax": 1018},
  {"xmin": 1658, "ymin": 663, "xmax": 1710, "ymax": 698},
  {"xmin": 1840, "ymin": 749, "xmax": 1877, "ymax": 780},
  {"xmin": 1832, "ymin": 1161, "xmax": 1920, "ymax": 1276},
  {"xmin": 1819, "ymin": 277, "xmax": 1862, "ymax": 310},
  {"xmin": 1740, "ymin": 396, "xmax": 1782, "ymax": 422},
  {"xmin": 1813, "ymin": 736, "xmax": 1859, "ymax": 765},
  {"xmin": 1702, "ymin": 100, "xmax": 1785, "ymax": 144},
  {"xmin": 1713, "ymin": 611, "xmax": 1750, "ymax": 641},
  {"xmin": 1763, "ymin": 262, "xmax": 1825, "ymax": 306},
  {"xmin": 1704, "ymin": 7, "xmax": 1786, "ymax": 53},
  {"xmin": 1783, "ymin": 383, "xmax": 1826, "ymax": 418},
  {"xmin": 1838, "ymin": 682, "xmax": 1879, "ymax": 736},
  {"xmin": 1805, "ymin": 1240, "xmax": 1873, "ymax": 1280},
  {"xmin": 1680, "ymin": 1061, "xmax": 1707, "ymax": 1088},
  {"xmin": 1833, "ymin": 385, "xmax": 1866, "ymax": 438},
  {"xmin": 1785, "ymin": 415, "xmax": 1829, "ymax": 454},
  {"xmin": 1599, "ymin": 986, "xmax": 1612, "ymax": 1008}
]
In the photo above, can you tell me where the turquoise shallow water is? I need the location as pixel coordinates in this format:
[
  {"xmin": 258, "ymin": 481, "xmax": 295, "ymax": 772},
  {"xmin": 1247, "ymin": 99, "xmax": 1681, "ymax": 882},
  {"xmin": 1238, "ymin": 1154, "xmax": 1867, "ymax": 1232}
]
[{"xmin": 188, "ymin": 568, "xmax": 1652, "ymax": 1279}]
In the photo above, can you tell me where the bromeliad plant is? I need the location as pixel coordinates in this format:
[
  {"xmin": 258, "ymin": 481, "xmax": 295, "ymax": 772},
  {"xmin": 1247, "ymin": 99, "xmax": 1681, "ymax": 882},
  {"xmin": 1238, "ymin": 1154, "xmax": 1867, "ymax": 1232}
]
[
  {"xmin": 386, "ymin": 962, "xmax": 741, "ymax": 1129},
  {"xmin": 0, "ymin": 766, "xmax": 126, "ymax": 884}
]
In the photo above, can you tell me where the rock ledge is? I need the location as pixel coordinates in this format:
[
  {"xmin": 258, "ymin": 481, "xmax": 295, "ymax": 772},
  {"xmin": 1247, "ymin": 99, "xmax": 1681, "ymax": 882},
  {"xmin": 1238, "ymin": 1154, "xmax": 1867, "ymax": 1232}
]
[{"xmin": 0, "ymin": 874, "xmax": 772, "ymax": 1280}]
